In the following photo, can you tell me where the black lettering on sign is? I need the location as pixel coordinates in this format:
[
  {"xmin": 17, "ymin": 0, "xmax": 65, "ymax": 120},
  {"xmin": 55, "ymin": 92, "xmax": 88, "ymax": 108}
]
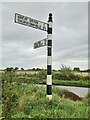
[
  {"xmin": 18, "ymin": 15, "xmax": 24, "ymax": 19},
  {"xmin": 39, "ymin": 25, "xmax": 42, "ymax": 29},
  {"xmin": 18, "ymin": 19, "xmax": 23, "ymax": 23},
  {"xmin": 24, "ymin": 17, "xmax": 28, "ymax": 21},
  {"xmin": 43, "ymin": 23, "xmax": 46, "ymax": 31},
  {"xmin": 29, "ymin": 18, "xmax": 33, "ymax": 23}
]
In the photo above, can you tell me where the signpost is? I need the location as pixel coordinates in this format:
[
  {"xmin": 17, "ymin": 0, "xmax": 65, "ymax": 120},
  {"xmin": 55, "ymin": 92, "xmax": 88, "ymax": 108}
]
[
  {"xmin": 14, "ymin": 13, "xmax": 53, "ymax": 100},
  {"xmin": 15, "ymin": 13, "xmax": 48, "ymax": 31},
  {"xmin": 34, "ymin": 38, "xmax": 47, "ymax": 49}
]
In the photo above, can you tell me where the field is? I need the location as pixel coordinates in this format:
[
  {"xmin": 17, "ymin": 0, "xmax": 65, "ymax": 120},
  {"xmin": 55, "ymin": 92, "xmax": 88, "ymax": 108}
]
[
  {"xmin": 0, "ymin": 69, "xmax": 89, "ymax": 87},
  {"xmin": 0, "ymin": 69, "xmax": 90, "ymax": 119},
  {"xmin": 1, "ymin": 69, "xmax": 89, "ymax": 87}
]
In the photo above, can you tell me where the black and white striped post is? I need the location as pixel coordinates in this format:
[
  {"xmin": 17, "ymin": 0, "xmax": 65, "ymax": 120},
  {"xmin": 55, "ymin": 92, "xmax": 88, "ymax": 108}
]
[{"xmin": 47, "ymin": 13, "xmax": 53, "ymax": 100}]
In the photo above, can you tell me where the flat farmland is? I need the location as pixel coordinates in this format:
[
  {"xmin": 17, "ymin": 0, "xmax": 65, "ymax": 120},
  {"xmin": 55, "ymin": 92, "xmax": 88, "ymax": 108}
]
[
  {"xmin": 16, "ymin": 70, "xmax": 39, "ymax": 75},
  {"xmin": 0, "ymin": 70, "xmax": 89, "ymax": 76},
  {"xmin": 1, "ymin": 69, "xmax": 89, "ymax": 88}
]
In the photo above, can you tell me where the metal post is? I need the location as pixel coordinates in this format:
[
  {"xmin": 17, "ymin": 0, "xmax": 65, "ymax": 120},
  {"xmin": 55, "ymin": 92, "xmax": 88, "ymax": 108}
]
[{"xmin": 47, "ymin": 13, "xmax": 53, "ymax": 100}]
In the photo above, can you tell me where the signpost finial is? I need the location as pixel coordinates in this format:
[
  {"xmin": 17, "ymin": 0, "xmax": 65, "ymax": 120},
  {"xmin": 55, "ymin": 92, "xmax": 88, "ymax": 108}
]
[
  {"xmin": 48, "ymin": 13, "xmax": 52, "ymax": 22},
  {"xmin": 49, "ymin": 13, "xmax": 52, "ymax": 16}
]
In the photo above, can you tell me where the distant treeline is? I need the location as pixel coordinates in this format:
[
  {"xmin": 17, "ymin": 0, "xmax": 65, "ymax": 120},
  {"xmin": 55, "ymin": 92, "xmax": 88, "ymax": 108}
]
[{"xmin": 3, "ymin": 66, "xmax": 90, "ymax": 72}]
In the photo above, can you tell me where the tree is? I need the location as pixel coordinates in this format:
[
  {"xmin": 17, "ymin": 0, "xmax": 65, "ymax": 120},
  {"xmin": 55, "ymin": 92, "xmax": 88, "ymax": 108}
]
[
  {"xmin": 73, "ymin": 67, "xmax": 80, "ymax": 72},
  {"xmin": 14, "ymin": 67, "xmax": 19, "ymax": 70},
  {"xmin": 32, "ymin": 68, "xmax": 35, "ymax": 71},
  {"xmin": 5, "ymin": 67, "xmax": 14, "ymax": 72},
  {"xmin": 21, "ymin": 68, "xmax": 24, "ymax": 70},
  {"xmin": 87, "ymin": 69, "xmax": 90, "ymax": 72}
]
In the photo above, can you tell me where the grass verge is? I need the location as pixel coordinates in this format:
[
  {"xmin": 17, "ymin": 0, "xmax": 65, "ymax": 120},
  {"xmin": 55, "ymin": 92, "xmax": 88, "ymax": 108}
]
[{"xmin": 3, "ymin": 83, "xmax": 88, "ymax": 119}]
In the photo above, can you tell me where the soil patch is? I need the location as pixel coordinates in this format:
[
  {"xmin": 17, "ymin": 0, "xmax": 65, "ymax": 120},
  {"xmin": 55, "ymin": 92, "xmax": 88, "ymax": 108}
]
[{"xmin": 60, "ymin": 91, "xmax": 82, "ymax": 101}]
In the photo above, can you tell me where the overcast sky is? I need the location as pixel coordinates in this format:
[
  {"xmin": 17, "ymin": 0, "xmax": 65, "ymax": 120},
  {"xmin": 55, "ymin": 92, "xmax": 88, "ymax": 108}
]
[{"xmin": 1, "ymin": 2, "xmax": 88, "ymax": 70}]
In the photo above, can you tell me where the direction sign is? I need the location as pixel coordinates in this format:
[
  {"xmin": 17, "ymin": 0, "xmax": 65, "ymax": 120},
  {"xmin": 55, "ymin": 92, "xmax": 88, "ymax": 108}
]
[
  {"xmin": 15, "ymin": 13, "xmax": 48, "ymax": 31},
  {"xmin": 34, "ymin": 38, "xmax": 47, "ymax": 49}
]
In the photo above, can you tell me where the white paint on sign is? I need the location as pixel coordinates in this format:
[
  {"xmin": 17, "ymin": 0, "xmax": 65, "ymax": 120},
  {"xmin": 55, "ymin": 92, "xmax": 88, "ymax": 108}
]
[
  {"xmin": 34, "ymin": 38, "xmax": 47, "ymax": 49},
  {"xmin": 15, "ymin": 13, "xmax": 48, "ymax": 31}
]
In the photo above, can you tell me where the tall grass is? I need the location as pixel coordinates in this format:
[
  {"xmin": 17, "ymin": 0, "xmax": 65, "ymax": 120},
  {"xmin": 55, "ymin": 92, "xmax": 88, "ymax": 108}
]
[
  {"xmin": 1, "ymin": 69, "xmax": 89, "ymax": 119},
  {"xmin": 10, "ymin": 83, "xmax": 89, "ymax": 119}
]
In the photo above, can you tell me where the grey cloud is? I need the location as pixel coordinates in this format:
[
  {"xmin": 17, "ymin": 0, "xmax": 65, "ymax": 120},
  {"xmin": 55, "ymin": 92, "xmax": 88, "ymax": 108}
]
[{"xmin": 2, "ymin": 2, "xmax": 88, "ymax": 70}]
